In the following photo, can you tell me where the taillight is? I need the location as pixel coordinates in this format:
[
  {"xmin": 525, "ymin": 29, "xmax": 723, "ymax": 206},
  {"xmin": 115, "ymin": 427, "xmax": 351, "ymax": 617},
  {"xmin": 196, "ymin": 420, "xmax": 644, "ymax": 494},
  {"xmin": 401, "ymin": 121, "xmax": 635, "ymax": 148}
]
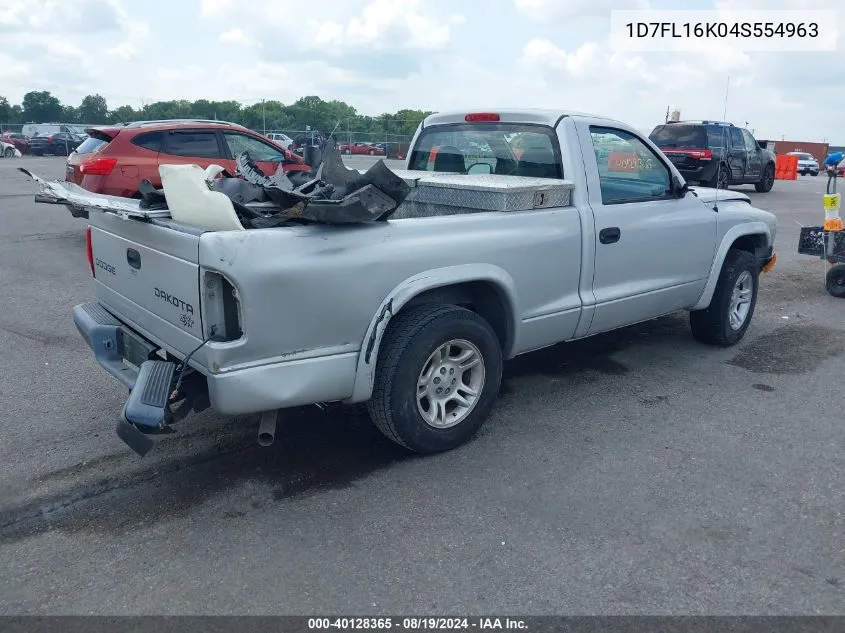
[
  {"xmin": 465, "ymin": 113, "xmax": 500, "ymax": 122},
  {"xmin": 85, "ymin": 225, "xmax": 95, "ymax": 276},
  {"xmin": 669, "ymin": 148, "xmax": 712, "ymax": 160},
  {"xmin": 79, "ymin": 157, "xmax": 117, "ymax": 176}
]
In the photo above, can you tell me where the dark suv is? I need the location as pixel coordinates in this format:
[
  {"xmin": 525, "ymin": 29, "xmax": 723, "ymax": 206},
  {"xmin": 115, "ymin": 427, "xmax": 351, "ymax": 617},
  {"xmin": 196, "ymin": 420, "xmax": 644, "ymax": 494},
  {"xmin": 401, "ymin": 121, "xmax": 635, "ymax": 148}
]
[{"xmin": 649, "ymin": 120, "xmax": 776, "ymax": 192}]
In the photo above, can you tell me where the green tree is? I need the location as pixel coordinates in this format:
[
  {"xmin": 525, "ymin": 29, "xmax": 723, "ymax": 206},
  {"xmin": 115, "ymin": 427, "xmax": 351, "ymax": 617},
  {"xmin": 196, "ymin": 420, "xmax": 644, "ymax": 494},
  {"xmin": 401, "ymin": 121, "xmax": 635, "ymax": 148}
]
[
  {"xmin": 78, "ymin": 94, "xmax": 109, "ymax": 123},
  {"xmin": 109, "ymin": 105, "xmax": 137, "ymax": 123},
  {"xmin": 61, "ymin": 105, "xmax": 79, "ymax": 123},
  {"xmin": 21, "ymin": 91, "xmax": 63, "ymax": 123},
  {"xmin": 0, "ymin": 97, "xmax": 11, "ymax": 124}
]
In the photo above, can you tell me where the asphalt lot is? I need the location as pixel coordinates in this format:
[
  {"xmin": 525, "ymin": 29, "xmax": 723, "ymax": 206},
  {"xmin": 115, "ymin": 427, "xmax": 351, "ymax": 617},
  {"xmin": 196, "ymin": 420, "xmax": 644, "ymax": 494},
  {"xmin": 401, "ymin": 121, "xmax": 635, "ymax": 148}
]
[{"xmin": 1, "ymin": 155, "xmax": 844, "ymax": 615}]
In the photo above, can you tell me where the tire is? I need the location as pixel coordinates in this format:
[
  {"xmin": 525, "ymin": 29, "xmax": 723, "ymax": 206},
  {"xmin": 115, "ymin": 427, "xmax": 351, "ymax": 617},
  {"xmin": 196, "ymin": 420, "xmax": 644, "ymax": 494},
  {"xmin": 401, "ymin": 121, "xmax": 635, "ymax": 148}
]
[
  {"xmin": 690, "ymin": 248, "xmax": 759, "ymax": 347},
  {"xmin": 3, "ymin": 147, "xmax": 12, "ymax": 158},
  {"xmin": 755, "ymin": 163, "xmax": 775, "ymax": 192},
  {"xmin": 709, "ymin": 163, "xmax": 730, "ymax": 189},
  {"xmin": 344, "ymin": 149, "xmax": 351, "ymax": 155},
  {"xmin": 812, "ymin": 172, "xmax": 818, "ymax": 177},
  {"xmin": 367, "ymin": 304, "xmax": 503, "ymax": 454},
  {"xmin": 826, "ymin": 264, "xmax": 845, "ymax": 299},
  {"xmin": 369, "ymin": 149, "xmax": 375, "ymax": 155}
]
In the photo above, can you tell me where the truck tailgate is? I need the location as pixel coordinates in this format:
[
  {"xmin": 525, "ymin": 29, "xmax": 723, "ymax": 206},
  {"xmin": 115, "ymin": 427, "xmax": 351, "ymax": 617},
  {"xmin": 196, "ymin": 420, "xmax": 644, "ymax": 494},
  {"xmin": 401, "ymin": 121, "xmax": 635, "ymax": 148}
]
[{"xmin": 89, "ymin": 212, "xmax": 204, "ymax": 350}]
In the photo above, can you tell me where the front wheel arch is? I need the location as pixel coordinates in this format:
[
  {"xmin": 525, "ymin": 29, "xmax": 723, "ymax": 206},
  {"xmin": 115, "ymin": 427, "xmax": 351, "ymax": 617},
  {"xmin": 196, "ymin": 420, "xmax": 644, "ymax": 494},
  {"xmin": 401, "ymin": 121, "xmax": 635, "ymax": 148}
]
[{"xmin": 691, "ymin": 224, "xmax": 773, "ymax": 311}]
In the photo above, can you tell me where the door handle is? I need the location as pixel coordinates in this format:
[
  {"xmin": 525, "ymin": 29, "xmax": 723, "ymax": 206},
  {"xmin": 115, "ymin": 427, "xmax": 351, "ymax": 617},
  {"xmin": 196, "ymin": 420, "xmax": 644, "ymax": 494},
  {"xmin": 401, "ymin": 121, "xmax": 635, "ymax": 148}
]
[{"xmin": 599, "ymin": 227, "xmax": 621, "ymax": 244}]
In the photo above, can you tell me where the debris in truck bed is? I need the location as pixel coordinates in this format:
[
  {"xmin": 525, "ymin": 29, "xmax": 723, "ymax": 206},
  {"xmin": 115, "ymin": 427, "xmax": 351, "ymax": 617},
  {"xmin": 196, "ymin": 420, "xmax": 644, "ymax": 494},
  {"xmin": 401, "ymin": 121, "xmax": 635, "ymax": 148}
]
[
  {"xmin": 19, "ymin": 167, "xmax": 164, "ymax": 218},
  {"xmin": 20, "ymin": 139, "xmax": 412, "ymax": 228},
  {"xmin": 228, "ymin": 138, "xmax": 412, "ymax": 224}
]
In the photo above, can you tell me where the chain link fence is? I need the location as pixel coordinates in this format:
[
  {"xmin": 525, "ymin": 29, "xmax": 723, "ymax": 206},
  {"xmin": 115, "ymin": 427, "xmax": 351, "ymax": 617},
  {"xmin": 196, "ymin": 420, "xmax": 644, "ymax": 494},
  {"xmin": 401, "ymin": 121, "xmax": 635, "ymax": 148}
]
[{"xmin": 1, "ymin": 122, "xmax": 418, "ymax": 159}]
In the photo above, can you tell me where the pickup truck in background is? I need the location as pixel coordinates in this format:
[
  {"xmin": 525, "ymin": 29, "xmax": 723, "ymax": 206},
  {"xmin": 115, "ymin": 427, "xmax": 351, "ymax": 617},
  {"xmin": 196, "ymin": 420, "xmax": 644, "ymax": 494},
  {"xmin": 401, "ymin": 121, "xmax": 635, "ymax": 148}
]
[{"xmin": 34, "ymin": 108, "xmax": 778, "ymax": 457}]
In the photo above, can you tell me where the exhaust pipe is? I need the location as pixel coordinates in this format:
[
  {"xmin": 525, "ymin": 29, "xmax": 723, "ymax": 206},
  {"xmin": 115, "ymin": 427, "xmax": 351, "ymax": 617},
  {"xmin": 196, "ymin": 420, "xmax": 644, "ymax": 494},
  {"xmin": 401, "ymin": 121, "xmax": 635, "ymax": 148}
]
[{"xmin": 257, "ymin": 410, "xmax": 277, "ymax": 447}]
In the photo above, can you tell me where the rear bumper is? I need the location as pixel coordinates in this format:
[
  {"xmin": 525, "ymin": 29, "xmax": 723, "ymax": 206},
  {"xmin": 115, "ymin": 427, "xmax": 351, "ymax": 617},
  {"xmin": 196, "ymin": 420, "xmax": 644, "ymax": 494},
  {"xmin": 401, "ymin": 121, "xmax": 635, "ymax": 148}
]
[
  {"xmin": 676, "ymin": 163, "xmax": 719, "ymax": 183},
  {"xmin": 73, "ymin": 301, "xmax": 358, "ymax": 415},
  {"xmin": 756, "ymin": 245, "xmax": 777, "ymax": 273}
]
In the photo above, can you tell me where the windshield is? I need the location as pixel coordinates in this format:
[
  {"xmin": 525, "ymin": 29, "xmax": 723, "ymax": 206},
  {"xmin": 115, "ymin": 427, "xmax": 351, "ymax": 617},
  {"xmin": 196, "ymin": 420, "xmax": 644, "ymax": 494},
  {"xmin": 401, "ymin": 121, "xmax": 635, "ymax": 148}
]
[{"xmin": 408, "ymin": 123, "xmax": 562, "ymax": 179}]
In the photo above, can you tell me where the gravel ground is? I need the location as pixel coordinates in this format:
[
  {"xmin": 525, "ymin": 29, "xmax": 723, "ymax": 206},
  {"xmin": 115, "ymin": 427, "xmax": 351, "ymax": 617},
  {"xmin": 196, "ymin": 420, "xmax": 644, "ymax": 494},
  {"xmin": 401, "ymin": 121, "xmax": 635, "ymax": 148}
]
[{"xmin": 1, "ymin": 155, "xmax": 843, "ymax": 615}]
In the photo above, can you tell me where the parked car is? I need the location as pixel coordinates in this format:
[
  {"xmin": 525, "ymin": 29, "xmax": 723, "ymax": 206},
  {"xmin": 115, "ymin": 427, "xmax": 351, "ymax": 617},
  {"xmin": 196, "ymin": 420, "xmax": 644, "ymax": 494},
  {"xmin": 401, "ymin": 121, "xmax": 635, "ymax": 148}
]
[
  {"xmin": 0, "ymin": 140, "xmax": 22, "ymax": 158},
  {"xmin": 65, "ymin": 119, "xmax": 310, "ymax": 199},
  {"xmin": 1, "ymin": 132, "xmax": 30, "ymax": 154},
  {"xmin": 338, "ymin": 142, "xmax": 385, "ymax": 156},
  {"xmin": 266, "ymin": 132, "xmax": 294, "ymax": 149},
  {"xmin": 28, "ymin": 132, "xmax": 84, "ymax": 156},
  {"xmin": 21, "ymin": 123, "xmax": 86, "ymax": 138},
  {"xmin": 36, "ymin": 107, "xmax": 777, "ymax": 457},
  {"xmin": 788, "ymin": 151, "xmax": 820, "ymax": 176},
  {"xmin": 649, "ymin": 120, "xmax": 777, "ymax": 192}
]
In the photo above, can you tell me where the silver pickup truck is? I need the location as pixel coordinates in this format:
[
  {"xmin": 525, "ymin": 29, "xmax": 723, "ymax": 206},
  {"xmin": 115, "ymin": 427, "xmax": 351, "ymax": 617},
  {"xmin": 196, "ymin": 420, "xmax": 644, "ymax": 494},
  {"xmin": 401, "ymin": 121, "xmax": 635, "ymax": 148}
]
[{"xmin": 33, "ymin": 108, "xmax": 778, "ymax": 456}]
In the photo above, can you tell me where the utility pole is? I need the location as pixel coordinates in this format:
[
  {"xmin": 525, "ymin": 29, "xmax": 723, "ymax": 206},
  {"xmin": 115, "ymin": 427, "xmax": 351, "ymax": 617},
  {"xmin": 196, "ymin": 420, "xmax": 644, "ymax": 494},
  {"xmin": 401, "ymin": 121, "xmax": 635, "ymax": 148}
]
[{"xmin": 262, "ymin": 98, "xmax": 266, "ymax": 134}]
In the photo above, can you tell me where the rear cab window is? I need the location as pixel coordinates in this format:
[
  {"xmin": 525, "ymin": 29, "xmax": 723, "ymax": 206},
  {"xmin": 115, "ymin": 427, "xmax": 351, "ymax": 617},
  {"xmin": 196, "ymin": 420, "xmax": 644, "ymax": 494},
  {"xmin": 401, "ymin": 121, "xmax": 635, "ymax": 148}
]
[{"xmin": 408, "ymin": 122, "xmax": 562, "ymax": 179}]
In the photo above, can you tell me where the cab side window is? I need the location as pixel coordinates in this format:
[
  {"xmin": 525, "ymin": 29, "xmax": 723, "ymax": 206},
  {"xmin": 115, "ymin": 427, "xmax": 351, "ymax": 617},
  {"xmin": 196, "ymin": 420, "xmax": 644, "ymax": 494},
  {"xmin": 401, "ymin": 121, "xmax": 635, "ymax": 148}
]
[{"xmin": 589, "ymin": 126, "xmax": 672, "ymax": 204}]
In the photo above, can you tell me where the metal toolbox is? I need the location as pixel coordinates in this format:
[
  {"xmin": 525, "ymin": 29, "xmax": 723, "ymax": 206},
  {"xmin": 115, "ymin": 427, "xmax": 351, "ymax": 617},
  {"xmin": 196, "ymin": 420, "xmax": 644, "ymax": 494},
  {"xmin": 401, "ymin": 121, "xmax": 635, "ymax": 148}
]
[{"xmin": 388, "ymin": 171, "xmax": 574, "ymax": 219}]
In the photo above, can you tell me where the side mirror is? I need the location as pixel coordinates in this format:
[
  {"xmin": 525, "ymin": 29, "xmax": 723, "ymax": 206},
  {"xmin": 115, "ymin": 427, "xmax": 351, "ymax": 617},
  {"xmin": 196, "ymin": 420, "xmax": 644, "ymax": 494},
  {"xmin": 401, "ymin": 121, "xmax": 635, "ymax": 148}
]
[{"xmin": 672, "ymin": 175, "xmax": 690, "ymax": 198}]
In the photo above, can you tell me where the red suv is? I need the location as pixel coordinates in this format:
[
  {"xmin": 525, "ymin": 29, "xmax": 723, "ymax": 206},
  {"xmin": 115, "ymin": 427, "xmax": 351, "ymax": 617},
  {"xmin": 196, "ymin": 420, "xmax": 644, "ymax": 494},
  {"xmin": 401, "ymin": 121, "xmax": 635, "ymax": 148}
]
[{"xmin": 66, "ymin": 119, "xmax": 310, "ymax": 198}]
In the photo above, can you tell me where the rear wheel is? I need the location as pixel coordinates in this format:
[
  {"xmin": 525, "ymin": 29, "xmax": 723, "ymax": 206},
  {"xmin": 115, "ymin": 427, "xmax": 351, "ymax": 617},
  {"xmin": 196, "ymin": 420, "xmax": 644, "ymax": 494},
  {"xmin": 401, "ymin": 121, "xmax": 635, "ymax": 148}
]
[
  {"xmin": 755, "ymin": 163, "xmax": 775, "ymax": 192},
  {"xmin": 826, "ymin": 264, "xmax": 845, "ymax": 298},
  {"xmin": 690, "ymin": 249, "xmax": 759, "ymax": 347},
  {"xmin": 369, "ymin": 149, "xmax": 375, "ymax": 155},
  {"xmin": 367, "ymin": 304, "xmax": 503, "ymax": 454},
  {"xmin": 709, "ymin": 163, "xmax": 730, "ymax": 189}
]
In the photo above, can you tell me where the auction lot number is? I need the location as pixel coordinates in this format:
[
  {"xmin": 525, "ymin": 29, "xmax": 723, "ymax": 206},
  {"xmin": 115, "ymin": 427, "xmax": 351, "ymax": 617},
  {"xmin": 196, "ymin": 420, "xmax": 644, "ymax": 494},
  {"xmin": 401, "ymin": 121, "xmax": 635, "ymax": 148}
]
[{"xmin": 308, "ymin": 618, "xmax": 478, "ymax": 630}]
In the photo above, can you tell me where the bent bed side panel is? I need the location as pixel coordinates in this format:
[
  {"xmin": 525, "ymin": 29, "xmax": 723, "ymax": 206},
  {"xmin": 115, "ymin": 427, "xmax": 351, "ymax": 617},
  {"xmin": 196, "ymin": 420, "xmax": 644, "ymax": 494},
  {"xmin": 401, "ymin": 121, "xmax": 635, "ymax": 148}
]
[{"xmin": 198, "ymin": 207, "xmax": 585, "ymax": 375}]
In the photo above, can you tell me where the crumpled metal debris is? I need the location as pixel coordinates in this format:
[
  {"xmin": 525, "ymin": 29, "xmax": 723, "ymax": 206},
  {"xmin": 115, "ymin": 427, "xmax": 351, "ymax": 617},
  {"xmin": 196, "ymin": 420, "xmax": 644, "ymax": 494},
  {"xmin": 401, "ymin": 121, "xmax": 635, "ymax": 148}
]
[
  {"xmin": 21, "ymin": 139, "xmax": 412, "ymax": 229},
  {"xmin": 227, "ymin": 138, "xmax": 411, "ymax": 224}
]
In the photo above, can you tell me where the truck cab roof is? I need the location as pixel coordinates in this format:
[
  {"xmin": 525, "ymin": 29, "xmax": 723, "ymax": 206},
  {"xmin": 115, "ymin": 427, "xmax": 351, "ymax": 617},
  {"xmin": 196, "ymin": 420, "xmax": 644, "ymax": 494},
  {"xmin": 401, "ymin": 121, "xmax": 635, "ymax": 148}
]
[{"xmin": 421, "ymin": 108, "xmax": 618, "ymax": 128}]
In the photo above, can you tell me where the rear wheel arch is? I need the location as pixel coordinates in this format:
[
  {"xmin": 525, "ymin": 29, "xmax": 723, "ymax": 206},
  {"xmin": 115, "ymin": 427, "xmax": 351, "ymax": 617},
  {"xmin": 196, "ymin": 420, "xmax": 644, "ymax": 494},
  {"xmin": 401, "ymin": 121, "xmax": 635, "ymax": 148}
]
[
  {"xmin": 347, "ymin": 268, "xmax": 519, "ymax": 404},
  {"xmin": 401, "ymin": 281, "xmax": 512, "ymax": 354}
]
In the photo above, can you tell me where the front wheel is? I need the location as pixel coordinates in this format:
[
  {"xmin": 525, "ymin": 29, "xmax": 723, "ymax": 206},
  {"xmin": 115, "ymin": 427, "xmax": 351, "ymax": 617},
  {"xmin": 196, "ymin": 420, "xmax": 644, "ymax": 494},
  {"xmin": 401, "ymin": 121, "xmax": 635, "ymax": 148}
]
[
  {"xmin": 3, "ymin": 147, "xmax": 13, "ymax": 158},
  {"xmin": 369, "ymin": 149, "xmax": 375, "ymax": 155},
  {"xmin": 755, "ymin": 163, "xmax": 775, "ymax": 192},
  {"xmin": 826, "ymin": 264, "xmax": 845, "ymax": 298},
  {"xmin": 690, "ymin": 248, "xmax": 759, "ymax": 347},
  {"xmin": 367, "ymin": 304, "xmax": 503, "ymax": 454}
]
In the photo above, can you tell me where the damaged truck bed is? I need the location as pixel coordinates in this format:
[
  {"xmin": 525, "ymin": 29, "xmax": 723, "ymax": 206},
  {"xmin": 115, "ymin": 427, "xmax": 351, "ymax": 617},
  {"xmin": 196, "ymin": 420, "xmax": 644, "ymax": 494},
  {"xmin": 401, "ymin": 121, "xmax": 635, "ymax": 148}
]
[{"xmin": 22, "ymin": 138, "xmax": 573, "ymax": 230}]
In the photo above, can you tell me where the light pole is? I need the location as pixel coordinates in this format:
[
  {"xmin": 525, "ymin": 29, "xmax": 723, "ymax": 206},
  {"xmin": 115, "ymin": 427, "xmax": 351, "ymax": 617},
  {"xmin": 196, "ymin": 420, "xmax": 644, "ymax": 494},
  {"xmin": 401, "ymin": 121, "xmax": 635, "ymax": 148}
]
[{"xmin": 262, "ymin": 98, "xmax": 266, "ymax": 134}]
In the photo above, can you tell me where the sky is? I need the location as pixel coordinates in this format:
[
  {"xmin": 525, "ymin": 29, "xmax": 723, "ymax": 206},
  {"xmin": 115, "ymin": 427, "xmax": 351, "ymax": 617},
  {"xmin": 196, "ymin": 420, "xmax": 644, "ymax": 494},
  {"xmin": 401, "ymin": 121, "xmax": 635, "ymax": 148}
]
[{"xmin": 0, "ymin": 0, "xmax": 843, "ymax": 142}]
